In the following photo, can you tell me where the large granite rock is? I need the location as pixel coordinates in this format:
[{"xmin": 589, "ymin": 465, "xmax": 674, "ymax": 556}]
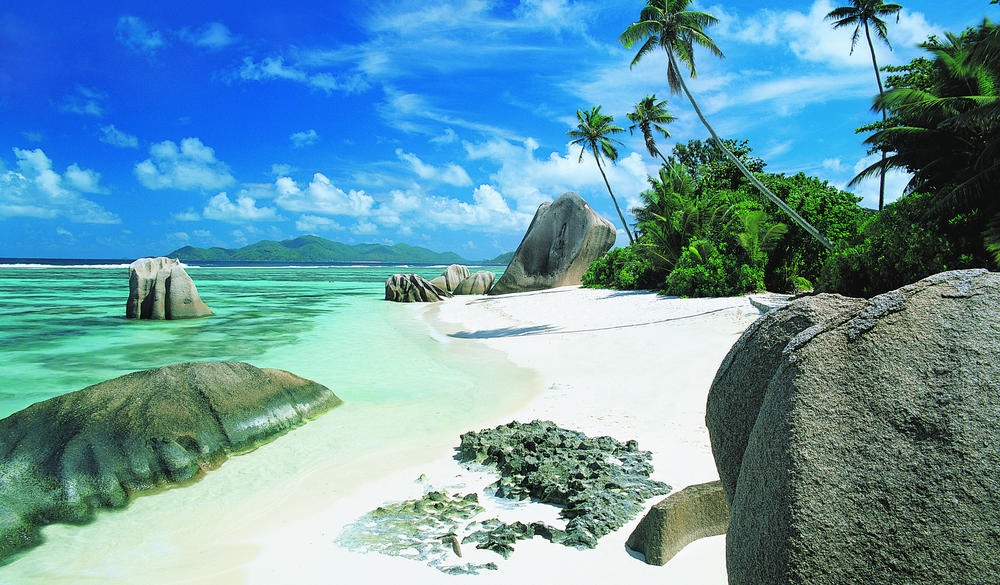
[
  {"xmin": 490, "ymin": 192, "xmax": 615, "ymax": 295},
  {"xmin": 430, "ymin": 264, "xmax": 471, "ymax": 294},
  {"xmin": 385, "ymin": 273, "xmax": 450, "ymax": 302},
  {"xmin": 0, "ymin": 361, "xmax": 341, "ymax": 564},
  {"xmin": 126, "ymin": 257, "xmax": 212, "ymax": 319},
  {"xmin": 454, "ymin": 271, "xmax": 496, "ymax": 295},
  {"xmin": 707, "ymin": 270, "xmax": 1000, "ymax": 584},
  {"xmin": 707, "ymin": 294, "xmax": 866, "ymax": 504},
  {"xmin": 626, "ymin": 480, "xmax": 730, "ymax": 566}
]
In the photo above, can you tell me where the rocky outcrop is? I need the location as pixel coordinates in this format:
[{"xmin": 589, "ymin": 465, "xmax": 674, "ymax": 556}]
[
  {"xmin": 490, "ymin": 192, "xmax": 616, "ymax": 295},
  {"xmin": 126, "ymin": 257, "xmax": 213, "ymax": 319},
  {"xmin": 430, "ymin": 264, "xmax": 471, "ymax": 293},
  {"xmin": 706, "ymin": 294, "xmax": 866, "ymax": 504},
  {"xmin": 626, "ymin": 480, "xmax": 729, "ymax": 566},
  {"xmin": 385, "ymin": 273, "xmax": 450, "ymax": 302},
  {"xmin": 707, "ymin": 270, "xmax": 1000, "ymax": 585},
  {"xmin": 0, "ymin": 361, "xmax": 341, "ymax": 564},
  {"xmin": 454, "ymin": 271, "xmax": 496, "ymax": 295}
]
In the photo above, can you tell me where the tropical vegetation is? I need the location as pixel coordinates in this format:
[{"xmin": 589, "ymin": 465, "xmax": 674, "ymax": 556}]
[{"xmin": 579, "ymin": 1, "xmax": 998, "ymax": 298}]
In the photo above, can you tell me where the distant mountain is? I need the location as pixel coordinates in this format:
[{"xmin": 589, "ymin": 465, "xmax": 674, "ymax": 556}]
[
  {"xmin": 167, "ymin": 235, "xmax": 470, "ymax": 264},
  {"xmin": 483, "ymin": 251, "xmax": 515, "ymax": 265}
]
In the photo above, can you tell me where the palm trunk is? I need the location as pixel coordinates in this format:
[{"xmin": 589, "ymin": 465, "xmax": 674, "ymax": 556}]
[
  {"xmin": 666, "ymin": 50, "xmax": 834, "ymax": 250},
  {"xmin": 593, "ymin": 152, "xmax": 636, "ymax": 245},
  {"xmin": 865, "ymin": 21, "xmax": 889, "ymax": 211}
]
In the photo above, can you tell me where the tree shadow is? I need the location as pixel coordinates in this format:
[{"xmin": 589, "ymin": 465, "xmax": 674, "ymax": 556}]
[{"xmin": 449, "ymin": 325, "xmax": 557, "ymax": 339}]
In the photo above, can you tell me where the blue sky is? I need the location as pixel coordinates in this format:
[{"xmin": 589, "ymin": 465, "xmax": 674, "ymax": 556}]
[{"xmin": 1, "ymin": 0, "xmax": 995, "ymax": 259}]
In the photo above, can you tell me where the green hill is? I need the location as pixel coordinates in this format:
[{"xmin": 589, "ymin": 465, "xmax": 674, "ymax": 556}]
[{"xmin": 168, "ymin": 235, "xmax": 470, "ymax": 264}]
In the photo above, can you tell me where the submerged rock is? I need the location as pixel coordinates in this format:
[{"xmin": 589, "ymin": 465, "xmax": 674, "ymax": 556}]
[
  {"xmin": 385, "ymin": 273, "xmax": 450, "ymax": 302},
  {"xmin": 126, "ymin": 257, "xmax": 212, "ymax": 319},
  {"xmin": 0, "ymin": 361, "xmax": 341, "ymax": 564},
  {"xmin": 490, "ymin": 192, "xmax": 616, "ymax": 295},
  {"xmin": 708, "ymin": 270, "xmax": 1000, "ymax": 584}
]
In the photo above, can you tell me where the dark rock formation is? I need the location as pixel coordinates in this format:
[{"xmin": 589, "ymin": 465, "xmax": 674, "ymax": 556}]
[
  {"xmin": 385, "ymin": 273, "xmax": 450, "ymax": 302},
  {"xmin": 126, "ymin": 257, "xmax": 213, "ymax": 319},
  {"xmin": 430, "ymin": 264, "xmax": 471, "ymax": 293},
  {"xmin": 453, "ymin": 271, "xmax": 496, "ymax": 295},
  {"xmin": 458, "ymin": 420, "xmax": 670, "ymax": 548},
  {"xmin": 706, "ymin": 294, "xmax": 866, "ymax": 504},
  {"xmin": 707, "ymin": 270, "xmax": 1000, "ymax": 585},
  {"xmin": 626, "ymin": 480, "xmax": 729, "ymax": 566},
  {"xmin": 0, "ymin": 361, "xmax": 341, "ymax": 564},
  {"xmin": 490, "ymin": 192, "xmax": 616, "ymax": 295}
]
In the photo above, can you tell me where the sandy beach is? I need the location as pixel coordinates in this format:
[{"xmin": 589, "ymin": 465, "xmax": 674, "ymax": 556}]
[{"xmin": 3, "ymin": 285, "xmax": 762, "ymax": 584}]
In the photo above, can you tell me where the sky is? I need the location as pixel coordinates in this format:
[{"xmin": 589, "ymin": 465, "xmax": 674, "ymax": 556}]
[{"xmin": 1, "ymin": 0, "xmax": 996, "ymax": 260}]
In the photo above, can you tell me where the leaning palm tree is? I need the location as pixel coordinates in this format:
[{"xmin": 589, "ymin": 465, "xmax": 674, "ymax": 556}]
[
  {"xmin": 627, "ymin": 94, "xmax": 676, "ymax": 165},
  {"xmin": 620, "ymin": 0, "xmax": 833, "ymax": 250},
  {"xmin": 826, "ymin": 0, "xmax": 903, "ymax": 210},
  {"xmin": 568, "ymin": 106, "xmax": 635, "ymax": 244}
]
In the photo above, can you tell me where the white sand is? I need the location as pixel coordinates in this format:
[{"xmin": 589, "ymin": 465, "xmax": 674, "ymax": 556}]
[{"xmin": 5, "ymin": 286, "xmax": 761, "ymax": 584}]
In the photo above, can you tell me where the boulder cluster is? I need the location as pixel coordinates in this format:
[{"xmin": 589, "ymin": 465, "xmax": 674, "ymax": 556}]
[
  {"xmin": 126, "ymin": 257, "xmax": 212, "ymax": 319},
  {"xmin": 384, "ymin": 264, "xmax": 495, "ymax": 302},
  {"xmin": 706, "ymin": 269, "xmax": 1000, "ymax": 584}
]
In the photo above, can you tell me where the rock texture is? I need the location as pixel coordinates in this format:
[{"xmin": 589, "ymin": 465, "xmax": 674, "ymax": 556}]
[
  {"xmin": 707, "ymin": 294, "xmax": 866, "ymax": 504},
  {"xmin": 126, "ymin": 257, "xmax": 213, "ymax": 319},
  {"xmin": 626, "ymin": 480, "xmax": 730, "ymax": 566},
  {"xmin": 490, "ymin": 192, "xmax": 615, "ymax": 295},
  {"xmin": 0, "ymin": 361, "xmax": 341, "ymax": 564},
  {"xmin": 430, "ymin": 264, "xmax": 471, "ymax": 293},
  {"xmin": 385, "ymin": 273, "xmax": 450, "ymax": 302},
  {"xmin": 454, "ymin": 270, "xmax": 496, "ymax": 295},
  {"xmin": 707, "ymin": 270, "xmax": 1000, "ymax": 585}
]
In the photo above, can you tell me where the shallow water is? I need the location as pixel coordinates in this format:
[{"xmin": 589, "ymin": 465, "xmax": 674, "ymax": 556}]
[{"xmin": 0, "ymin": 263, "xmax": 539, "ymax": 582}]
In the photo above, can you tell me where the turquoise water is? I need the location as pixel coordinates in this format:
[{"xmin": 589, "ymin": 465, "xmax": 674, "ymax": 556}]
[{"xmin": 0, "ymin": 264, "xmax": 483, "ymax": 418}]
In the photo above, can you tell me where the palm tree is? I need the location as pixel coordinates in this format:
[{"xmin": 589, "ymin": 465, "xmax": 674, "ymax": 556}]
[
  {"xmin": 627, "ymin": 95, "xmax": 676, "ymax": 165},
  {"xmin": 620, "ymin": 0, "xmax": 833, "ymax": 250},
  {"xmin": 568, "ymin": 106, "xmax": 635, "ymax": 245},
  {"xmin": 826, "ymin": 0, "xmax": 903, "ymax": 211}
]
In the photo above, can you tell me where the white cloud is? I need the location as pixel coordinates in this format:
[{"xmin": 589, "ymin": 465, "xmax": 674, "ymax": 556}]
[
  {"xmin": 0, "ymin": 148, "xmax": 119, "ymax": 223},
  {"xmin": 116, "ymin": 16, "xmax": 167, "ymax": 54},
  {"xmin": 274, "ymin": 173, "xmax": 376, "ymax": 216},
  {"xmin": 236, "ymin": 56, "xmax": 369, "ymax": 95},
  {"xmin": 296, "ymin": 214, "xmax": 343, "ymax": 233},
  {"xmin": 135, "ymin": 137, "xmax": 236, "ymax": 191},
  {"xmin": 59, "ymin": 86, "xmax": 108, "ymax": 117},
  {"xmin": 179, "ymin": 22, "xmax": 236, "ymax": 50},
  {"xmin": 290, "ymin": 129, "xmax": 319, "ymax": 148},
  {"xmin": 203, "ymin": 192, "xmax": 280, "ymax": 222},
  {"xmin": 395, "ymin": 149, "xmax": 473, "ymax": 186},
  {"xmin": 100, "ymin": 125, "xmax": 139, "ymax": 148}
]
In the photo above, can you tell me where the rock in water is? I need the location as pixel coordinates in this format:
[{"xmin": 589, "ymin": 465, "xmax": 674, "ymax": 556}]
[
  {"xmin": 385, "ymin": 273, "xmax": 450, "ymax": 302},
  {"xmin": 430, "ymin": 264, "xmax": 471, "ymax": 294},
  {"xmin": 707, "ymin": 270, "xmax": 1000, "ymax": 585},
  {"xmin": 126, "ymin": 257, "xmax": 212, "ymax": 319},
  {"xmin": 0, "ymin": 361, "xmax": 342, "ymax": 564},
  {"xmin": 490, "ymin": 193, "xmax": 615, "ymax": 295},
  {"xmin": 626, "ymin": 480, "xmax": 730, "ymax": 566},
  {"xmin": 453, "ymin": 271, "xmax": 496, "ymax": 295}
]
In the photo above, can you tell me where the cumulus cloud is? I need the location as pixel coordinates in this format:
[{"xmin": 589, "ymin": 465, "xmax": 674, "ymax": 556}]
[
  {"xmin": 135, "ymin": 137, "xmax": 236, "ymax": 191},
  {"xmin": 203, "ymin": 192, "xmax": 280, "ymax": 222},
  {"xmin": 290, "ymin": 129, "xmax": 319, "ymax": 148},
  {"xmin": 179, "ymin": 22, "xmax": 237, "ymax": 50},
  {"xmin": 59, "ymin": 86, "xmax": 108, "ymax": 117},
  {"xmin": 275, "ymin": 173, "xmax": 376, "ymax": 217},
  {"xmin": 116, "ymin": 16, "xmax": 167, "ymax": 55},
  {"xmin": 100, "ymin": 125, "xmax": 139, "ymax": 148},
  {"xmin": 395, "ymin": 149, "xmax": 473, "ymax": 186},
  {"xmin": 296, "ymin": 214, "xmax": 343, "ymax": 233},
  {"xmin": 0, "ymin": 148, "xmax": 119, "ymax": 223}
]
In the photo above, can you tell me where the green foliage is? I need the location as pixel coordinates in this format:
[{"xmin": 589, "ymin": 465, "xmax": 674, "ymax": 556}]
[
  {"xmin": 581, "ymin": 246, "xmax": 660, "ymax": 290},
  {"xmin": 819, "ymin": 191, "xmax": 979, "ymax": 297},
  {"xmin": 669, "ymin": 138, "xmax": 765, "ymax": 191}
]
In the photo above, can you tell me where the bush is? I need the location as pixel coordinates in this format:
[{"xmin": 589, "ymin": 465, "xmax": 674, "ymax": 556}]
[{"xmin": 582, "ymin": 246, "xmax": 661, "ymax": 290}]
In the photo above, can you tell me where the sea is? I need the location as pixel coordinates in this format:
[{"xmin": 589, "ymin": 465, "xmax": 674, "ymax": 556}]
[{"xmin": 0, "ymin": 258, "xmax": 538, "ymax": 582}]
